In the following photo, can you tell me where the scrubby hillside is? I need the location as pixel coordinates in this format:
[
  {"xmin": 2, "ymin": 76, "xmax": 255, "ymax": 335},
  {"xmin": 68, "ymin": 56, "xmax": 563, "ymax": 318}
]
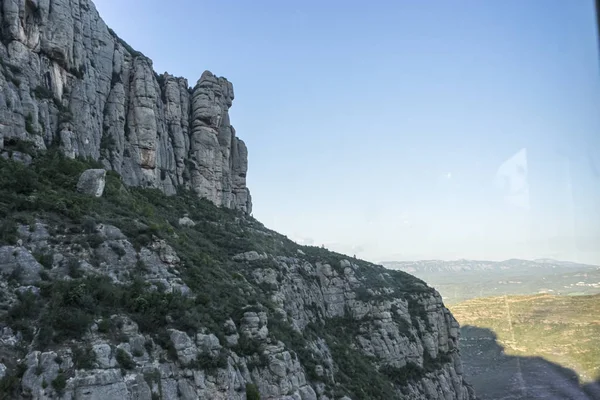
[
  {"xmin": 450, "ymin": 294, "xmax": 600, "ymax": 388},
  {"xmin": 0, "ymin": 147, "xmax": 475, "ymax": 399}
]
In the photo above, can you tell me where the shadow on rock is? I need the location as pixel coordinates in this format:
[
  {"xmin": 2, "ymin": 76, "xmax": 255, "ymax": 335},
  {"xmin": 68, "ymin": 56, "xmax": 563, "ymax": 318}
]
[{"xmin": 459, "ymin": 325, "xmax": 600, "ymax": 400}]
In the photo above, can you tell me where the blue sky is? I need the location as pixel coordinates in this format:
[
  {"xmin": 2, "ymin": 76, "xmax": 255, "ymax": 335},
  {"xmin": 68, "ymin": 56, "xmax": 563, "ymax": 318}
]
[{"xmin": 93, "ymin": 0, "xmax": 600, "ymax": 264}]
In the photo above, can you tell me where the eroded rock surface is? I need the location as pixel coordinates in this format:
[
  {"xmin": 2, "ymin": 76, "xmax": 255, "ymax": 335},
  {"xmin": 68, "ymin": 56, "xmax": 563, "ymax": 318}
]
[
  {"xmin": 0, "ymin": 0, "xmax": 251, "ymax": 212},
  {"xmin": 0, "ymin": 220, "xmax": 476, "ymax": 400}
]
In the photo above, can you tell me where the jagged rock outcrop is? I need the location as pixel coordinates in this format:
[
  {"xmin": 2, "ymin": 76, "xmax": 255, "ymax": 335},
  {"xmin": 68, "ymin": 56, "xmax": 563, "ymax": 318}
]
[
  {"xmin": 76, "ymin": 169, "xmax": 106, "ymax": 197},
  {"xmin": 0, "ymin": 0, "xmax": 251, "ymax": 212},
  {"xmin": 0, "ymin": 1, "xmax": 477, "ymax": 398},
  {"xmin": 0, "ymin": 215, "xmax": 476, "ymax": 400}
]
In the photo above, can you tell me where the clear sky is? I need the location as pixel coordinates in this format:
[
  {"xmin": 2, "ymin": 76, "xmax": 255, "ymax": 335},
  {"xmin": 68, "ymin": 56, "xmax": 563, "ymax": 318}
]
[{"xmin": 93, "ymin": 0, "xmax": 600, "ymax": 265}]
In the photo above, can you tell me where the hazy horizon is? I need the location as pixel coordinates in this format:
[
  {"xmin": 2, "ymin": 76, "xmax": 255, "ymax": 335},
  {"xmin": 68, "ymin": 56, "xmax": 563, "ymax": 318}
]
[
  {"xmin": 379, "ymin": 257, "xmax": 600, "ymax": 266},
  {"xmin": 94, "ymin": 0, "xmax": 600, "ymax": 265}
]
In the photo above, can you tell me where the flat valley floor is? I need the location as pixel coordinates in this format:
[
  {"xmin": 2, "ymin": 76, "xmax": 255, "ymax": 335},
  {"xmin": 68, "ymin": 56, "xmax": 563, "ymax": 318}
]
[{"xmin": 450, "ymin": 295, "xmax": 600, "ymax": 399}]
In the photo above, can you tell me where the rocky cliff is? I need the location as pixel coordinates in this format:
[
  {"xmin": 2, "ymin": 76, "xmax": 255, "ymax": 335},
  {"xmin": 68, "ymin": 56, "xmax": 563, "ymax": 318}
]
[
  {"xmin": 0, "ymin": 153, "xmax": 476, "ymax": 399},
  {"xmin": 0, "ymin": 1, "xmax": 477, "ymax": 399},
  {"xmin": 0, "ymin": 0, "xmax": 251, "ymax": 212}
]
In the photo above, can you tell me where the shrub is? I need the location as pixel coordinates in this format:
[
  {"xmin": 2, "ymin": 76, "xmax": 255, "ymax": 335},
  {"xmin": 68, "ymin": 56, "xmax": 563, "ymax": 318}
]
[
  {"xmin": 82, "ymin": 217, "xmax": 96, "ymax": 234},
  {"xmin": 0, "ymin": 363, "xmax": 26, "ymax": 398},
  {"xmin": 34, "ymin": 85, "xmax": 53, "ymax": 99},
  {"xmin": 87, "ymin": 234, "xmax": 104, "ymax": 248},
  {"xmin": 97, "ymin": 318, "xmax": 112, "ymax": 333},
  {"xmin": 25, "ymin": 113, "xmax": 35, "ymax": 134},
  {"xmin": 3, "ymin": 138, "xmax": 36, "ymax": 155},
  {"xmin": 116, "ymin": 348, "xmax": 135, "ymax": 370},
  {"xmin": 132, "ymin": 348, "xmax": 144, "ymax": 357},
  {"xmin": 67, "ymin": 258, "xmax": 83, "ymax": 278},
  {"xmin": 73, "ymin": 345, "xmax": 96, "ymax": 369},
  {"xmin": 246, "ymin": 383, "xmax": 261, "ymax": 400},
  {"xmin": 0, "ymin": 219, "xmax": 18, "ymax": 245},
  {"xmin": 109, "ymin": 242, "xmax": 126, "ymax": 258},
  {"xmin": 34, "ymin": 252, "xmax": 54, "ymax": 269},
  {"xmin": 51, "ymin": 372, "xmax": 67, "ymax": 392},
  {"xmin": 190, "ymin": 350, "xmax": 228, "ymax": 373}
]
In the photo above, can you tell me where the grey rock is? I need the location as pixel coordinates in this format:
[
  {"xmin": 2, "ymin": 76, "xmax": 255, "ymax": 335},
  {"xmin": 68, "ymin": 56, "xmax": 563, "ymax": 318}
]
[
  {"xmin": 77, "ymin": 169, "xmax": 107, "ymax": 197},
  {"xmin": 161, "ymin": 378, "xmax": 179, "ymax": 400},
  {"xmin": 16, "ymin": 285, "xmax": 40, "ymax": 296},
  {"xmin": 0, "ymin": 327, "xmax": 20, "ymax": 347},
  {"xmin": 0, "ymin": 363, "xmax": 6, "ymax": 380},
  {"xmin": 21, "ymin": 351, "xmax": 61, "ymax": 395},
  {"xmin": 0, "ymin": 2, "xmax": 476, "ymax": 397},
  {"xmin": 0, "ymin": 246, "xmax": 43, "ymax": 284},
  {"xmin": 73, "ymin": 369, "xmax": 129, "ymax": 400},
  {"xmin": 16, "ymin": 222, "xmax": 50, "ymax": 251},
  {"xmin": 233, "ymin": 251, "xmax": 267, "ymax": 262},
  {"xmin": 97, "ymin": 224, "xmax": 126, "ymax": 240},
  {"xmin": 300, "ymin": 386, "xmax": 318, "ymax": 400},
  {"xmin": 0, "ymin": 0, "xmax": 251, "ymax": 212},
  {"xmin": 178, "ymin": 216, "xmax": 196, "ymax": 227},
  {"xmin": 93, "ymin": 343, "xmax": 116, "ymax": 368},
  {"xmin": 178, "ymin": 379, "xmax": 197, "ymax": 400},
  {"xmin": 196, "ymin": 333, "xmax": 222, "ymax": 356},
  {"xmin": 169, "ymin": 329, "xmax": 198, "ymax": 365},
  {"xmin": 1, "ymin": 151, "xmax": 32, "ymax": 165},
  {"xmin": 126, "ymin": 374, "xmax": 153, "ymax": 400}
]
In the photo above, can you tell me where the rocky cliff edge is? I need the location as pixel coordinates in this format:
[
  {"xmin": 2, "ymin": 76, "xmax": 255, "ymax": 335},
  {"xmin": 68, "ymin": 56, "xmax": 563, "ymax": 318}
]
[{"xmin": 0, "ymin": 0, "xmax": 251, "ymax": 212}]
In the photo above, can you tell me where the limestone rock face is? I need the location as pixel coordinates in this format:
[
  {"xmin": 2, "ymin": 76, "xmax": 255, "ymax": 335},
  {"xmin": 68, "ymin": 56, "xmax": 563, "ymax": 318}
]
[
  {"xmin": 77, "ymin": 169, "xmax": 107, "ymax": 197},
  {"xmin": 0, "ymin": 219, "xmax": 477, "ymax": 400},
  {"xmin": 0, "ymin": 0, "xmax": 251, "ymax": 212}
]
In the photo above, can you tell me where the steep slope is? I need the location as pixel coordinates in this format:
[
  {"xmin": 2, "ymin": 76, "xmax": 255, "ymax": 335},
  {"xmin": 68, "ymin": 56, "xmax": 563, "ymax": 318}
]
[
  {"xmin": 0, "ymin": 152, "xmax": 476, "ymax": 399},
  {"xmin": 0, "ymin": 0, "xmax": 251, "ymax": 212}
]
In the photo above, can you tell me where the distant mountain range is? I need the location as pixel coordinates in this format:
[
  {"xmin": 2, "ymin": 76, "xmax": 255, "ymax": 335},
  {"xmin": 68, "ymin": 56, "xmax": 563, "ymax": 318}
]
[
  {"xmin": 381, "ymin": 259, "xmax": 600, "ymax": 304},
  {"xmin": 380, "ymin": 258, "xmax": 599, "ymax": 274}
]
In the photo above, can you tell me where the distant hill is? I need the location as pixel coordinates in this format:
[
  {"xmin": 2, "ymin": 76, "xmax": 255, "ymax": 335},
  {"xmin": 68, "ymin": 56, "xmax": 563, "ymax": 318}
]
[
  {"xmin": 449, "ymin": 294, "xmax": 600, "ymax": 399},
  {"xmin": 381, "ymin": 258, "xmax": 599, "ymax": 274},
  {"xmin": 381, "ymin": 259, "xmax": 600, "ymax": 304}
]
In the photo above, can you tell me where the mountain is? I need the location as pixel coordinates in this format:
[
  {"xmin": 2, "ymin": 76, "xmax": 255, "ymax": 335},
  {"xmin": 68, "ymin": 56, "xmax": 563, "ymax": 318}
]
[
  {"xmin": 0, "ymin": 1, "xmax": 476, "ymax": 399},
  {"xmin": 382, "ymin": 259, "xmax": 600, "ymax": 304},
  {"xmin": 381, "ymin": 259, "xmax": 599, "ymax": 275},
  {"xmin": 0, "ymin": 0, "xmax": 251, "ymax": 212},
  {"xmin": 0, "ymin": 154, "xmax": 476, "ymax": 400}
]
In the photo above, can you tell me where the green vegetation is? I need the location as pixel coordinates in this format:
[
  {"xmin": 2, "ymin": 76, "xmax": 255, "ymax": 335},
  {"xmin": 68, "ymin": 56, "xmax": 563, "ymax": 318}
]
[
  {"xmin": 116, "ymin": 348, "xmax": 135, "ymax": 370},
  {"xmin": 107, "ymin": 28, "xmax": 146, "ymax": 58},
  {"xmin": 0, "ymin": 150, "xmax": 438, "ymax": 399},
  {"xmin": 2, "ymin": 137, "xmax": 36, "ymax": 155},
  {"xmin": 246, "ymin": 383, "xmax": 261, "ymax": 400},
  {"xmin": 51, "ymin": 372, "xmax": 67, "ymax": 392},
  {"xmin": 0, "ymin": 363, "xmax": 26, "ymax": 400},
  {"xmin": 25, "ymin": 113, "xmax": 35, "ymax": 134},
  {"xmin": 72, "ymin": 345, "xmax": 96, "ymax": 369},
  {"xmin": 33, "ymin": 85, "xmax": 53, "ymax": 99},
  {"xmin": 188, "ymin": 351, "xmax": 228, "ymax": 373},
  {"xmin": 450, "ymin": 293, "xmax": 600, "ymax": 383}
]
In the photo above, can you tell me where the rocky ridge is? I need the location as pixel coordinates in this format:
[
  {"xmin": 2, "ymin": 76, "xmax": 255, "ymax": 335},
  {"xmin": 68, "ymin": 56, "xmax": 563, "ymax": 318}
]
[
  {"xmin": 0, "ymin": 0, "xmax": 477, "ymax": 398},
  {"xmin": 0, "ymin": 0, "xmax": 251, "ymax": 212},
  {"xmin": 0, "ymin": 153, "xmax": 477, "ymax": 399},
  {"xmin": 0, "ymin": 222, "xmax": 475, "ymax": 400}
]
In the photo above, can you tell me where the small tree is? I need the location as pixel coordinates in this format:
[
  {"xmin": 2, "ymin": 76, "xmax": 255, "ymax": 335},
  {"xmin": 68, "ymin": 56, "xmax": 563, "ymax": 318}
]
[{"xmin": 246, "ymin": 383, "xmax": 260, "ymax": 400}]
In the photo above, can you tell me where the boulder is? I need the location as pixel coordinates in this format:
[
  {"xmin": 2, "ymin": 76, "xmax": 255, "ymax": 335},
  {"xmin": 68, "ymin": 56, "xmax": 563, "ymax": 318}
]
[{"xmin": 77, "ymin": 169, "xmax": 107, "ymax": 197}]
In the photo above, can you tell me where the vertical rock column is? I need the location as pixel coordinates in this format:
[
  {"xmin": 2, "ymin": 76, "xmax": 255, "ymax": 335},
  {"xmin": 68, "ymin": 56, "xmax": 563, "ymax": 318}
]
[{"xmin": 188, "ymin": 71, "xmax": 251, "ymax": 213}]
